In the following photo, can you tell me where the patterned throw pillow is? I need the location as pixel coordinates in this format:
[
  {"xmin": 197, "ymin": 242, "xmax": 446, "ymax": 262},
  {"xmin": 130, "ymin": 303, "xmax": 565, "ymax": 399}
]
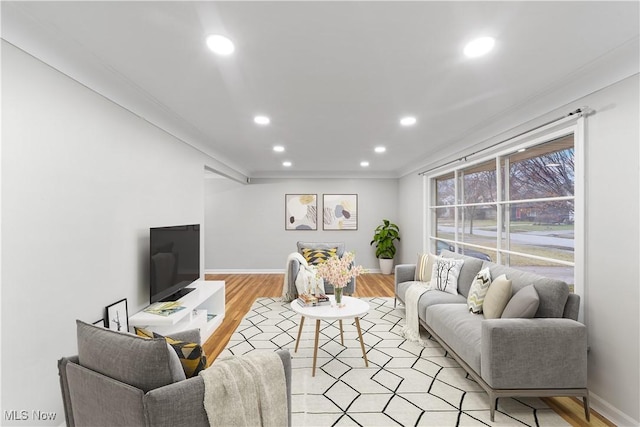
[
  {"xmin": 153, "ymin": 332, "xmax": 207, "ymax": 378},
  {"xmin": 414, "ymin": 253, "xmax": 436, "ymax": 282},
  {"xmin": 302, "ymin": 247, "xmax": 338, "ymax": 265},
  {"xmin": 429, "ymin": 257, "xmax": 465, "ymax": 295},
  {"xmin": 134, "ymin": 326, "xmax": 154, "ymax": 338},
  {"xmin": 467, "ymin": 268, "xmax": 492, "ymax": 313}
]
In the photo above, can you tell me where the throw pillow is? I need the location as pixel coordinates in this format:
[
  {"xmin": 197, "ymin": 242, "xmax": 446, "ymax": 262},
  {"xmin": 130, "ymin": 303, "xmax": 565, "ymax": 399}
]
[
  {"xmin": 502, "ymin": 285, "xmax": 540, "ymax": 318},
  {"xmin": 483, "ymin": 274, "xmax": 512, "ymax": 319},
  {"xmin": 414, "ymin": 253, "xmax": 436, "ymax": 282},
  {"xmin": 134, "ymin": 326, "xmax": 188, "ymax": 382},
  {"xmin": 154, "ymin": 332, "xmax": 207, "ymax": 378},
  {"xmin": 467, "ymin": 267, "xmax": 492, "ymax": 314},
  {"xmin": 429, "ymin": 257, "xmax": 465, "ymax": 295},
  {"xmin": 301, "ymin": 247, "xmax": 338, "ymax": 265}
]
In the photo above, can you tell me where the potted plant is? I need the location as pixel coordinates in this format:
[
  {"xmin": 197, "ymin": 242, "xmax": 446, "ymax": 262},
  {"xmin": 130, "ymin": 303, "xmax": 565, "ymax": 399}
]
[{"xmin": 370, "ymin": 219, "xmax": 401, "ymax": 274}]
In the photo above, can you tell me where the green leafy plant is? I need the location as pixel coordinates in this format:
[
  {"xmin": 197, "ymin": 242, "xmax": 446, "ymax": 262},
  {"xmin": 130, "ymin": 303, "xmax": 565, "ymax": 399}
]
[{"xmin": 370, "ymin": 219, "xmax": 401, "ymax": 259}]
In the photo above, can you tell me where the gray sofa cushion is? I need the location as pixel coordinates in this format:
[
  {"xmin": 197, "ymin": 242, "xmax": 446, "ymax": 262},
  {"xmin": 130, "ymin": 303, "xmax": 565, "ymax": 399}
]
[
  {"xmin": 425, "ymin": 304, "xmax": 483, "ymax": 374},
  {"xmin": 76, "ymin": 320, "xmax": 178, "ymax": 392},
  {"xmin": 440, "ymin": 250, "xmax": 484, "ymax": 298},
  {"xmin": 484, "ymin": 263, "xmax": 569, "ymax": 318},
  {"xmin": 417, "ymin": 290, "xmax": 467, "ymax": 322}
]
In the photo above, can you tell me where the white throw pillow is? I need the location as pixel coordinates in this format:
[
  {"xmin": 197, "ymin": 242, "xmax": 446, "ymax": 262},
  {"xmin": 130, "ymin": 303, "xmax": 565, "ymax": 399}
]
[
  {"xmin": 483, "ymin": 274, "xmax": 513, "ymax": 319},
  {"xmin": 467, "ymin": 267, "xmax": 492, "ymax": 314},
  {"xmin": 429, "ymin": 257, "xmax": 465, "ymax": 295}
]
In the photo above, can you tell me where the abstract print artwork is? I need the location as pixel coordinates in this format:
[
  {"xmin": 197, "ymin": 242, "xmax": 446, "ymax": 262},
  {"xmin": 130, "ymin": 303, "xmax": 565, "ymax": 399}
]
[
  {"xmin": 285, "ymin": 194, "xmax": 317, "ymax": 230},
  {"xmin": 323, "ymin": 194, "xmax": 357, "ymax": 230}
]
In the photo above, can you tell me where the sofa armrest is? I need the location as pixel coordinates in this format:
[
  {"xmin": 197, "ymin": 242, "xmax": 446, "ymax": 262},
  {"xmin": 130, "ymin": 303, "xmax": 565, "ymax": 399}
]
[
  {"xmin": 481, "ymin": 318, "xmax": 587, "ymax": 390},
  {"xmin": 145, "ymin": 376, "xmax": 208, "ymax": 427},
  {"xmin": 145, "ymin": 349, "xmax": 292, "ymax": 427},
  {"xmin": 168, "ymin": 328, "xmax": 202, "ymax": 345},
  {"xmin": 395, "ymin": 264, "xmax": 416, "ymax": 287}
]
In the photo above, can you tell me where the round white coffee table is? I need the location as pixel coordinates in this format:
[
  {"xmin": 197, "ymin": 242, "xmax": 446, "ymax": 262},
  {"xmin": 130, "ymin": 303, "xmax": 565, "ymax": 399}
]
[{"xmin": 291, "ymin": 295, "xmax": 370, "ymax": 376}]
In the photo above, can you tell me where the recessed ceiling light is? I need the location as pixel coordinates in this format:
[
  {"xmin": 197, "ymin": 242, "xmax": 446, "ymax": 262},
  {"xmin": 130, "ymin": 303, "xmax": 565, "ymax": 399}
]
[
  {"xmin": 464, "ymin": 36, "xmax": 495, "ymax": 58},
  {"xmin": 273, "ymin": 145, "xmax": 285, "ymax": 152},
  {"xmin": 254, "ymin": 115, "xmax": 270, "ymax": 125},
  {"xmin": 206, "ymin": 34, "xmax": 235, "ymax": 55},
  {"xmin": 282, "ymin": 161, "xmax": 292, "ymax": 167},
  {"xmin": 374, "ymin": 146, "xmax": 386, "ymax": 153},
  {"xmin": 400, "ymin": 116, "xmax": 417, "ymax": 126},
  {"xmin": 517, "ymin": 148, "xmax": 526, "ymax": 153},
  {"xmin": 360, "ymin": 161, "xmax": 370, "ymax": 167}
]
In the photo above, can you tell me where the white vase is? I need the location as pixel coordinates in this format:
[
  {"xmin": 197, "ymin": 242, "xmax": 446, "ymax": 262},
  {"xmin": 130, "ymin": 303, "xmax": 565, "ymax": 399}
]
[{"xmin": 379, "ymin": 258, "xmax": 394, "ymax": 275}]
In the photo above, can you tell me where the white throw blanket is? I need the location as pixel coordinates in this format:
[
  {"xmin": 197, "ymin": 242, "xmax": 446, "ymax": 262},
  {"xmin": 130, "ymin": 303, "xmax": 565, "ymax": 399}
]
[
  {"xmin": 200, "ymin": 352, "xmax": 288, "ymax": 427},
  {"xmin": 400, "ymin": 282, "xmax": 431, "ymax": 345},
  {"xmin": 282, "ymin": 252, "xmax": 325, "ymax": 301}
]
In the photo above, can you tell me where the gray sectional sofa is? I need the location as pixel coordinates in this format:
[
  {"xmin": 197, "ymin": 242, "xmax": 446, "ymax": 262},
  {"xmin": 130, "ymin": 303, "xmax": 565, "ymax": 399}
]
[{"xmin": 395, "ymin": 250, "xmax": 589, "ymax": 421}]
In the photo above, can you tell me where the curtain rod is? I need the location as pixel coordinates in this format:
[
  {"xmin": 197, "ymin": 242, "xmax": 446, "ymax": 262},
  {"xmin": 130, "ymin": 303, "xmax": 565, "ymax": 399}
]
[{"xmin": 418, "ymin": 107, "xmax": 587, "ymax": 176}]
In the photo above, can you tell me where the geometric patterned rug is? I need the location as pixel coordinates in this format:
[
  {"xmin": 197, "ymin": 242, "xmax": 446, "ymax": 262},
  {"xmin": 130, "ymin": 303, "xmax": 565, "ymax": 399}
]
[{"xmin": 219, "ymin": 297, "xmax": 568, "ymax": 426}]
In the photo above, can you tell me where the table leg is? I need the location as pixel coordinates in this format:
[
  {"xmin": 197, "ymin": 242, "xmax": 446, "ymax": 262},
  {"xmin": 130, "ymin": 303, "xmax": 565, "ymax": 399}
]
[
  {"xmin": 354, "ymin": 317, "xmax": 368, "ymax": 367},
  {"xmin": 339, "ymin": 319, "xmax": 344, "ymax": 345},
  {"xmin": 294, "ymin": 316, "xmax": 305, "ymax": 353},
  {"xmin": 312, "ymin": 319, "xmax": 321, "ymax": 377}
]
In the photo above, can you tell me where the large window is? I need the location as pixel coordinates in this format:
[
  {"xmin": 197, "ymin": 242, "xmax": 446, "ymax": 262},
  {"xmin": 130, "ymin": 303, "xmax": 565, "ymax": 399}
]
[{"xmin": 429, "ymin": 131, "xmax": 580, "ymax": 291}]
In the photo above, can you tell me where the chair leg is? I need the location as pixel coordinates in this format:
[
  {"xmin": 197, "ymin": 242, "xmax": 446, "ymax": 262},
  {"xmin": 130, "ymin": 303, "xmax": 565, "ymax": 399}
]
[
  {"xmin": 489, "ymin": 395, "xmax": 498, "ymax": 422},
  {"xmin": 394, "ymin": 297, "xmax": 397, "ymax": 308},
  {"xmin": 583, "ymin": 392, "xmax": 591, "ymax": 421}
]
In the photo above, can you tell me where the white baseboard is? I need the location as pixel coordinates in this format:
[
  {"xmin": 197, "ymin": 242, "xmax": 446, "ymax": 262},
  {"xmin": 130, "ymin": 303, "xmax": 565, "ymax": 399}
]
[
  {"xmin": 205, "ymin": 269, "xmax": 284, "ymax": 274},
  {"xmin": 205, "ymin": 268, "xmax": 385, "ymax": 274},
  {"xmin": 590, "ymin": 391, "xmax": 639, "ymax": 426}
]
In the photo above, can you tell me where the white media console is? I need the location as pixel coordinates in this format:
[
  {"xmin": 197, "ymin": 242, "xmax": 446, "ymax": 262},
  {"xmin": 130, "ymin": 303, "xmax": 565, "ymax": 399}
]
[{"xmin": 129, "ymin": 280, "xmax": 225, "ymax": 343}]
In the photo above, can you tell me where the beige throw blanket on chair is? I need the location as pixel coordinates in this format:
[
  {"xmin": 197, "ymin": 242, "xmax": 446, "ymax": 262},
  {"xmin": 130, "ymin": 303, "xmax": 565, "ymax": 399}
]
[
  {"xmin": 200, "ymin": 352, "xmax": 288, "ymax": 427},
  {"xmin": 400, "ymin": 282, "xmax": 431, "ymax": 345},
  {"xmin": 282, "ymin": 252, "xmax": 324, "ymax": 301}
]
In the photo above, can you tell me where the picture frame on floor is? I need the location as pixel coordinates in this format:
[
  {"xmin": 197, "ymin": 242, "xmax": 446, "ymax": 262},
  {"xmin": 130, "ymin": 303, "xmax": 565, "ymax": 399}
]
[{"xmin": 105, "ymin": 298, "xmax": 129, "ymax": 332}]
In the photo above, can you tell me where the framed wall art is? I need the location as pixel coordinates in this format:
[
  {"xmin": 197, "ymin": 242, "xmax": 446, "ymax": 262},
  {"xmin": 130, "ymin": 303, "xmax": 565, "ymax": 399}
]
[
  {"xmin": 105, "ymin": 298, "xmax": 129, "ymax": 332},
  {"xmin": 323, "ymin": 194, "xmax": 358, "ymax": 230},
  {"xmin": 285, "ymin": 194, "xmax": 317, "ymax": 230}
]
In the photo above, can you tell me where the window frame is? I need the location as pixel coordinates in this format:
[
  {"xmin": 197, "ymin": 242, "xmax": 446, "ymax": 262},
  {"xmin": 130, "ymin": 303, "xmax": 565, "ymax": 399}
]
[{"xmin": 424, "ymin": 117, "xmax": 585, "ymax": 319}]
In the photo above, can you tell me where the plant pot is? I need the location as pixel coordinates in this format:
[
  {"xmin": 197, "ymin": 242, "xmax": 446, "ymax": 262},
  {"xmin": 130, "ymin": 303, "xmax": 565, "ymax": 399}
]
[{"xmin": 379, "ymin": 258, "xmax": 394, "ymax": 275}]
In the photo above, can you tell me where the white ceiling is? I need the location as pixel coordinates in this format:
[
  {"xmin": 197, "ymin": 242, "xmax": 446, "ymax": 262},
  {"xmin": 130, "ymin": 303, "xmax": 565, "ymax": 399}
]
[{"xmin": 2, "ymin": 1, "xmax": 639, "ymax": 180}]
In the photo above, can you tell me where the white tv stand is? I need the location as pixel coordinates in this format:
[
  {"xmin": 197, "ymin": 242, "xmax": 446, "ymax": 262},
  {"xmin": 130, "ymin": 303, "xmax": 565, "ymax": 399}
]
[{"xmin": 129, "ymin": 280, "xmax": 225, "ymax": 343}]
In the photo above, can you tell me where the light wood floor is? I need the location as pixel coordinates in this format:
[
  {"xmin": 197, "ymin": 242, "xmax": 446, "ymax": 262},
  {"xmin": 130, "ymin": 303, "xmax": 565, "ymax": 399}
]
[{"xmin": 203, "ymin": 273, "xmax": 612, "ymax": 427}]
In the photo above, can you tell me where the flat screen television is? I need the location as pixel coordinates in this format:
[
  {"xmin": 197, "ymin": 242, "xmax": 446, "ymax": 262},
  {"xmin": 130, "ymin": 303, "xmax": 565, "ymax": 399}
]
[{"xmin": 150, "ymin": 224, "xmax": 200, "ymax": 303}]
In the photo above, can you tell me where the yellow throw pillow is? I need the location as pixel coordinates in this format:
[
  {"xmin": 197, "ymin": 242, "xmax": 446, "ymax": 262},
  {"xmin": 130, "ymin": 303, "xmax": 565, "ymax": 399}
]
[
  {"xmin": 483, "ymin": 274, "xmax": 513, "ymax": 319},
  {"xmin": 134, "ymin": 326, "xmax": 154, "ymax": 338},
  {"xmin": 302, "ymin": 247, "xmax": 338, "ymax": 265},
  {"xmin": 154, "ymin": 332, "xmax": 207, "ymax": 378}
]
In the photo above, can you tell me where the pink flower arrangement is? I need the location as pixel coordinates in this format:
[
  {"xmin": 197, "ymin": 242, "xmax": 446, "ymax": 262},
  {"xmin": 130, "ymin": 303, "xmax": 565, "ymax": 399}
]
[{"xmin": 315, "ymin": 251, "xmax": 365, "ymax": 289}]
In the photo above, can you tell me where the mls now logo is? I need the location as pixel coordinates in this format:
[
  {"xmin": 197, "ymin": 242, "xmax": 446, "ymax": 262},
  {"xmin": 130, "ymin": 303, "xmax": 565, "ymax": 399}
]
[{"xmin": 4, "ymin": 410, "xmax": 57, "ymax": 421}]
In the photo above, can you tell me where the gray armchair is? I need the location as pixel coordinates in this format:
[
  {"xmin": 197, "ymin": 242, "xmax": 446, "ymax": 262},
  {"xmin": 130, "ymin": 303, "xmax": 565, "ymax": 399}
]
[
  {"xmin": 58, "ymin": 320, "xmax": 291, "ymax": 427},
  {"xmin": 286, "ymin": 241, "xmax": 356, "ymax": 297}
]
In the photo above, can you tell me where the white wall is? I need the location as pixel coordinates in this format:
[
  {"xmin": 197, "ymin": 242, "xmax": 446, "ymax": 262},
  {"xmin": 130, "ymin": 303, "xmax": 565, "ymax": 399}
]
[
  {"xmin": 204, "ymin": 177, "xmax": 399, "ymax": 271},
  {"xmin": 1, "ymin": 43, "xmax": 213, "ymax": 425},
  {"xmin": 397, "ymin": 74, "xmax": 640, "ymax": 425},
  {"xmin": 397, "ymin": 173, "xmax": 424, "ymax": 265}
]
